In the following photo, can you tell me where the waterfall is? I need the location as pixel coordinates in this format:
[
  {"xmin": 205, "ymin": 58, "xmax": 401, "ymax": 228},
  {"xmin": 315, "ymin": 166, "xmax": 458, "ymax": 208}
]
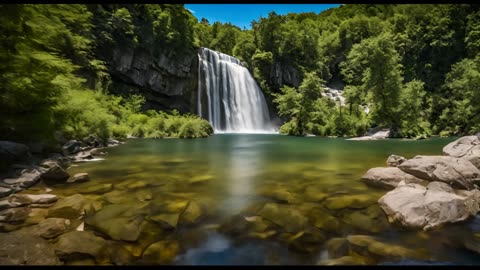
[{"xmin": 197, "ymin": 47, "xmax": 276, "ymax": 133}]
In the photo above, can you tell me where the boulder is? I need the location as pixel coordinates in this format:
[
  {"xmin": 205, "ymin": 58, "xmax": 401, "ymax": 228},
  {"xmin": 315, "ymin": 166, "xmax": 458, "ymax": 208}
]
[
  {"xmin": 327, "ymin": 238, "xmax": 350, "ymax": 259},
  {"xmin": 82, "ymin": 135, "xmax": 103, "ymax": 148},
  {"xmin": 0, "ymin": 206, "xmax": 31, "ymax": 222},
  {"xmin": 0, "ymin": 231, "xmax": 60, "ymax": 265},
  {"xmin": 0, "ymin": 141, "xmax": 30, "ymax": 161},
  {"xmin": 19, "ymin": 218, "xmax": 71, "ymax": 239},
  {"xmin": 47, "ymin": 194, "xmax": 85, "ymax": 220},
  {"xmin": 379, "ymin": 181, "xmax": 480, "ymax": 230},
  {"xmin": 81, "ymin": 183, "xmax": 113, "ymax": 195},
  {"xmin": 324, "ymin": 194, "xmax": 376, "ymax": 210},
  {"xmin": 361, "ymin": 167, "xmax": 427, "ymax": 190},
  {"xmin": 67, "ymin": 173, "xmax": 90, "ymax": 183},
  {"xmin": 41, "ymin": 162, "xmax": 70, "ymax": 183},
  {"xmin": 62, "ymin": 140, "xmax": 83, "ymax": 155},
  {"xmin": 0, "ymin": 187, "xmax": 14, "ymax": 198},
  {"xmin": 386, "ymin": 155, "xmax": 407, "ymax": 167},
  {"xmin": 179, "ymin": 200, "xmax": 203, "ymax": 226},
  {"xmin": 443, "ymin": 136, "xmax": 480, "ymax": 169},
  {"xmin": 54, "ymin": 231, "xmax": 109, "ymax": 263},
  {"xmin": 398, "ymin": 155, "xmax": 480, "ymax": 190}
]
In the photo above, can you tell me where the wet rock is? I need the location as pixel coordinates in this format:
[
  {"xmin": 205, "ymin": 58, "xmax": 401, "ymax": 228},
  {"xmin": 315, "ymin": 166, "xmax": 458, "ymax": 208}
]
[
  {"xmin": 71, "ymin": 151, "xmax": 94, "ymax": 162},
  {"xmin": 443, "ymin": 136, "xmax": 480, "ymax": 169},
  {"xmin": 41, "ymin": 162, "xmax": 70, "ymax": 183},
  {"xmin": 318, "ymin": 255, "xmax": 369, "ymax": 265},
  {"xmin": 85, "ymin": 203, "xmax": 148, "ymax": 242},
  {"xmin": 387, "ymin": 155, "xmax": 407, "ymax": 167},
  {"xmin": 309, "ymin": 208, "xmax": 340, "ymax": 233},
  {"xmin": 8, "ymin": 193, "xmax": 58, "ymax": 205},
  {"xmin": 135, "ymin": 190, "xmax": 152, "ymax": 201},
  {"xmin": 3, "ymin": 168, "xmax": 42, "ymax": 188},
  {"xmin": 103, "ymin": 190, "xmax": 130, "ymax": 204},
  {"xmin": 188, "ymin": 175, "xmax": 214, "ymax": 184},
  {"xmin": 107, "ymin": 138, "xmax": 121, "ymax": 147},
  {"xmin": 147, "ymin": 213, "xmax": 180, "ymax": 229},
  {"xmin": 0, "ymin": 199, "xmax": 14, "ymax": 211},
  {"xmin": 304, "ymin": 186, "xmax": 328, "ymax": 202},
  {"xmin": 361, "ymin": 167, "xmax": 427, "ymax": 190},
  {"xmin": 398, "ymin": 155, "xmax": 480, "ymax": 190},
  {"xmin": 324, "ymin": 194, "xmax": 376, "ymax": 210},
  {"xmin": 47, "ymin": 194, "xmax": 85, "ymax": 220},
  {"xmin": 108, "ymin": 242, "xmax": 133, "ymax": 265},
  {"xmin": 379, "ymin": 181, "xmax": 480, "ymax": 230},
  {"xmin": 141, "ymin": 240, "xmax": 179, "ymax": 264},
  {"xmin": 55, "ymin": 231, "xmax": 109, "ymax": 263},
  {"xmin": 179, "ymin": 200, "xmax": 203, "ymax": 226},
  {"xmin": 0, "ymin": 141, "xmax": 30, "ymax": 161},
  {"xmin": 257, "ymin": 203, "xmax": 307, "ymax": 233},
  {"xmin": 0, "ymin": 206, "xmax": 31, "ymax": 222},
  {"xmin": 82, "ymin": 135, "xmax": 104, "ymax": 148},
  {"xmin": 327, "ymin": 238, "xmax": 350, "ymax": 259},
  {"xmin": 82, "ymin": 183, "xmax": 113, "ymax": 195},
  {"xmin": 67, "ymin": 173, "xmax": 90, "ymax": 183},
  {"xmin": 0, "ymin": 187, "xmax": 14, "ymax": 198},
  {"xmin": 19, "ymin": 218, "xmax": 71, "ymax": 239},
  {"xmin": 63, "ymin": 140, "xmax": 83, "ymax": 155},
  {"xmin": 0, "ymin": 231, "xmax": 60, "ymax": 265},
  {"xmin": 115, "ymin": 180, "xmax": 147, "ymax": 190}
]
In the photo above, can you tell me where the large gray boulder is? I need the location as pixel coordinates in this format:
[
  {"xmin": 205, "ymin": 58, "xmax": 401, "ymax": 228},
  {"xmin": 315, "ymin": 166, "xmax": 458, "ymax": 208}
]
[
  {"xmin": 398, "ymin": 155, "xmax": 480, "ymax": 190},
  {"xmin": 361, "ymin": 167, "xmax": 427, "ymax": 190},
  {"xmin": 0, "ymin": 231, "xmax": 60, "ymax": 265},
  {"xmin": 0, "ymin": 141, "xmax": 30, "ymax": 161},
  {"xmin": 40, "ymin": 161, "xmax": 70, "ymax": 183},
  {"xmin": 443, "ymin": 136, "xmax": 480, "ymax": 169},
  {"xmin": 3, "ymin": 168, "xmax": 42, "ymax": 189},
  {"xmin": 379, "ymin": 181, "xmax": 480, "ymax": 230}
]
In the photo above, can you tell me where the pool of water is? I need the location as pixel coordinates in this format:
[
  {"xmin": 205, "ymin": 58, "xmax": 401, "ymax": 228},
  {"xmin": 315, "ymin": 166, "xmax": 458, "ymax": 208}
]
[{"xmin": 47, "ymin": 134, "xmax": 480, "ymax": 264}]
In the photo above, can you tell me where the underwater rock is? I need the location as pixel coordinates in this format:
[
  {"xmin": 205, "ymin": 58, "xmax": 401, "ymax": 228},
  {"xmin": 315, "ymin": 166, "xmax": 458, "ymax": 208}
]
[
  {"xmin": 324, "ymin": 194, "xmax": 376, "ymax": 210},
  {"xmin": 303, "ymin": 185, "xmax": 329, "ymax": 202},
  {"xmin": 327, "ymin": 238, "xmax": 350, "ymax": 259},
  {"xmin": 0, "ymin": 231, "xmax": 60, "ymax": 265},
  {"xmin": 257, "ymin": 203, "xmax": 307, "ymax": 233},
  {"xmin": 179, "ymin": 200, "xmax": 203, "ymax": 226},
  {"xmin": 82, "ymin": 184, "xmax": 113, "ymax": 195},
  {"xmin": 18, "ymin": 218, "xmax": 71, "ymax": 239},
  {"xmin": 317, "ymin": 255, "xmax": 369, "ymax": 265},
  {"xmin": 68, "ymin": 173, "xmax": 90, "ymax": 183},
  {"xmin": 140, "ymin": 240, "xmax": 180, "ymax": 264},
  {"xmin": 8, "ymin": 193, "xmax": 58, "ymax": 206},
  {"xmin": 47, "ymin": 194, "xmax": 85, "ymax": 220},
  {"xmin": 55, "ymin": 231, "xmax": 109, "ymax": 264}
]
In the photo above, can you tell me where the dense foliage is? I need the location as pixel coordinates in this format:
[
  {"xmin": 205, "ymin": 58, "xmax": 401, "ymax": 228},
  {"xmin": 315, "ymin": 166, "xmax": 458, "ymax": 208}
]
[
  {"xmin": 196, "ymin": 4, "xmax": 480, "ymax": 137},
  {"xmin": 2, "ymin": 4, "xmax": 480, "ymax": 143},
  {"xmin": 0, "ymin": 4, "xmax": 212, "ymax": 146}
]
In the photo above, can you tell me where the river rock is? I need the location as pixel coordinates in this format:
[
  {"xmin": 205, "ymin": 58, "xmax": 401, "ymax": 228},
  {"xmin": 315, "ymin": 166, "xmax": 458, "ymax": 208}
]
[
  {"xmin": 179, "ymin": 200, "xmax": 203, "ymax": 226},
  {"xmin": 0, "ymin": 206, "xmax": 31, "ymax": 222},
  {"xmin": 55, "ymin": 231, "xmax": 109, "ymax": 263},
  {"xmin": 327, "ymin": 238, "xmax": 350, "ymax": 259},
  {"xmin": 19, "ymin": 218, "xmax": 71, "ymax": 239},
  {"xmin": 8, "ymin": 194, "xmax": 58, "ymax": 205},
  {"xmin": 318, "ymin": 255, "xmax": 369, "ymax": 265},
  {"xmin": 443, "ymin": 136, "xmax": 480, "ymax": 169},
  {"xmin": 67, "ymin": 173, "xmax": 90, "ymax": 183},
  {"xmin": 309, "ymin": 207, "xmax": 340, "ymax": 233},
  {"xmin": 82, "ymin": 183, "xmax": 113, "ymax": 195},
  {"xmin": 386, "ymin": 155, "xmax": 407, "ymax": 167},
  {"xmin": 3, "ymin": 168, "xmax": 42, "ymax": 189},
  {"xmin": 147, "ymin": 213, "xmax": 180, "ymax": 229},
  {"xmin": 257, "ymin": 203, "xmax": 307, "ymax": 233},
  {"xmin": 361, "ymin": 167, "xmax": 427, "ymax": 190},
  {"xmin": 0, "ymin": 231, "xmax": 60, "ymax": 265},
  {"xmin": 346, "ymin": 235, "xmax": 421, "ymax": 262},
  {"xmin": 85, "ymin": 203, "xmax": 148, "ymax": 242},
  {"xmin": 398, "ymin": 155, "xmax": 480, "ymax": 190},
  {"xmin": 378, "ymin": 181, "xmax": 480, "ymax": 230},
  {"xmin": 0, "ymin": 187, "xmax": 14, "ymax": 198},
  {"xmin": 41, "ymin": 161, "xmax": 70, "ymax": 183},
  {"xmin": 0, "ymin": 141, "xmax": 30, "ymax": 161},
  {"xmin": 47, "ymin": 194, "xmax": 85, "ymax": 220},
  {"xmin": 140, "ymin": 240, "xmax": 180, "ymax": 264},
  {"xmin": 63, "ymin": 140, "xmax": 83, "ymax": 155},
  {"xmin": 324, "ymin": 194, "xmax": 376, "ymax": 210}
]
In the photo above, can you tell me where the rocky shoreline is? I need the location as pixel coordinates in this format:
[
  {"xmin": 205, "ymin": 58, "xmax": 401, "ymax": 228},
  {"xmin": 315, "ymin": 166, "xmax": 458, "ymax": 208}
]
[{"xmin": 361, "ymin": 134, "xmax": 480, "ymax": 231}]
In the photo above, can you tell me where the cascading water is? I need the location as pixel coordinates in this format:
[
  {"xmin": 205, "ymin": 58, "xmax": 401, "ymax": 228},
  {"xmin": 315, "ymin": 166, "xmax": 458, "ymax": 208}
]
[{"xmin": 197, "ymin": 47, "xmax": 276, "ymax": 133}]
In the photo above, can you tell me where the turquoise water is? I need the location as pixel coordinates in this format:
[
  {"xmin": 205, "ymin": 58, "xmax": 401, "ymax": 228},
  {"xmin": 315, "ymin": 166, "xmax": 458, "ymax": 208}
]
[{"xmin": 48, "ymin": 134, "xmax": 480, "ymax": 265}]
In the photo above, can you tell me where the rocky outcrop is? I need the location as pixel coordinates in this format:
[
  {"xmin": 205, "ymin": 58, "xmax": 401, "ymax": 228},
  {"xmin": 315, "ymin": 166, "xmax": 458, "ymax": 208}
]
[
  {"xmin": 361, "ymin": 167, "xmax": 427, "ymax": 190},
  {"xmin": 378, "ymin": 181, "xmax": 480, "ymax": 230},
  {"xmin": 67, "ymin": 173, "xmax": 90, "ymax": 184},
  {"xmin": 443, "ymin": 135, "xmax": 480, "ymax": 169},
  {"xmin": 398, "ymin": 155, "xmax": 480, "ymax": 190}
]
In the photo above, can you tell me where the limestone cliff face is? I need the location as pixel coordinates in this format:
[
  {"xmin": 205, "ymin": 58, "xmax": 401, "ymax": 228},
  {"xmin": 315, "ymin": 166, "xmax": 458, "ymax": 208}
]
[
  {"xmin": 270, "ymin": 62, "xmax": 302, "ymax": 90},
  {"xmin": 105, "ymin": 46, "xmax": 199, "ymax": 113}
]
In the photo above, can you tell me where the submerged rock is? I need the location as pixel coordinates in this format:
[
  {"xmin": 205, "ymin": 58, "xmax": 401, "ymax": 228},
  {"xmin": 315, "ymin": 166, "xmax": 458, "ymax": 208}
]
[
  {"xmin": 379, "ymin": 181, "xmax": 480, "ymax": 230},
  {"xmin": 324, "ymin": 194, "xmax": 376, "ymax": 210},
  {"xmin": 47, "ymin": 194, "xmax": 85, "ymax": 220},
  {"xmin": 361, "ymin": 167, "xmax": 427, "ymax": 190},
  {"xmin": 0, "ymin": 231, "xmax": 60, "ymax": 265},
  {"xmin": 82, "ymin": 183, "xmax": 113, "ymax": 195},
  {"xmin": 19, "ymin": 218, "xmax": 71, "ymax": 239},
  {"xmin": 398, "ymin": 155, "xmax": 480, "ymax": 190},
  {"xmin": 327, "ymin": 238, "xmax": 350, "ymax": 259},
  {"xmin": 3, "ymin": 168, "xmax": 42, "ymax": 189},
  {"xmin": 0, "ymin": 206, "xmax": 31, "ymax": 222},
  {"xmin": 140, "ymin": 240, "xmax": 180, "ymax": 264},
  {"xmin": 67, "ymin": 173, "xmax": 90, "ymax": 183},
  {"xmin": 443, "ymin": 136, "xmax": 480, "ymax": 169},
  {"xmin": 179, "ymin": 200, "xmax": 203, "ymax": 226},
  {"xmin": 257, "ymin": 203, "xmax": 307, "ymax": 233},
  {"xmin": 55, "ymin": 231, "xmax": 109, "ymax": 264},
  {"xmin": 317, "ymin": 255, "xmax": 369, "ymax": 265},
  {"xmin": 386, "ymin": 155, "xmax": 407, "ymax": 167}
]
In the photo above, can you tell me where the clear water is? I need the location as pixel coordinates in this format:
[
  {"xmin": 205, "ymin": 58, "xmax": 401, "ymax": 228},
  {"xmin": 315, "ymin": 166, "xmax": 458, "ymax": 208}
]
[{"xmin": 47, "ymin": 134, "xmax": 480, "ymax": 265}]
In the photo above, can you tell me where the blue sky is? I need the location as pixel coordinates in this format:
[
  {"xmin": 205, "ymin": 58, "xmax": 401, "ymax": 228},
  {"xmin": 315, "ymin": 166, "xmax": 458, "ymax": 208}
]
[{"xmin": 184, "ymin": 4, "xmax": 341, "ymax": 30}]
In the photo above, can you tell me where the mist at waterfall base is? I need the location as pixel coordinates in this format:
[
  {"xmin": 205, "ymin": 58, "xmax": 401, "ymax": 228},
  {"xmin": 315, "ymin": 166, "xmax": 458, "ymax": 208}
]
[{"xmin": 197, "ymin": 48, "xmax": 277, "ymax": 134}]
